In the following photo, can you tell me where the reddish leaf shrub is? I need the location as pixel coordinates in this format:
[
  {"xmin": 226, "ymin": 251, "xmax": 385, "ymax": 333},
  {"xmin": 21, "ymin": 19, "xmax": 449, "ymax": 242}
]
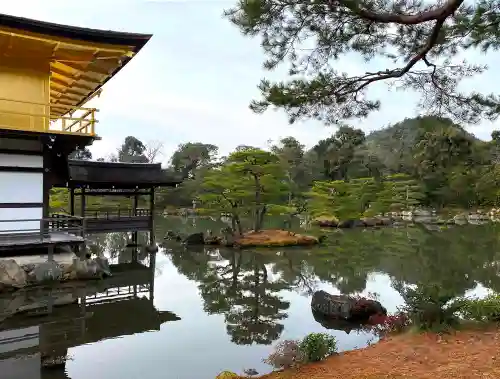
[{"xmin": 263, "ymin": 339, "xmax": 305, "ymax": 370}]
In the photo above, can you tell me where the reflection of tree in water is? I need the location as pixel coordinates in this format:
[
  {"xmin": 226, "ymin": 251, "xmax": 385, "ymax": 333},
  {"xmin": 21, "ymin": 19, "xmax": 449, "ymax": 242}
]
[
  {"xmin": 166, "ymin": 223, "xmax": 500, "ymax": 335},
  {"xmin": 167, "ymin": 248, "xmax": 290, "ymax": 345},
  {"xmin": 224, "ymin": 254, "xmax": 290, "ymax": 345},
  {"xmin": 85, "ymin": 231, "xmax": 151, "ymax": 264}
]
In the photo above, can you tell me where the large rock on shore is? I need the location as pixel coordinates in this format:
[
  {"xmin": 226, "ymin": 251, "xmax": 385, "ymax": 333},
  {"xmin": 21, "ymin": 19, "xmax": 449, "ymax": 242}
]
[
  {"xmin": 65, "ymin": 257, "xmax": 111, "ymax": 280},
  {"xmin": 0, "ymin": 260, "xmax": 27, "ymax": 290},
  {"xmin": 311, "ymin": 290, "xmax": 387, "ymax": 321}
]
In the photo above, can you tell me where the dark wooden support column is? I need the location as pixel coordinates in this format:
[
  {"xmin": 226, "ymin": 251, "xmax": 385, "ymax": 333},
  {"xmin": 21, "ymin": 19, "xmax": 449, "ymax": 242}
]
[
  {"xmin": 133, "ymin": 190, "xmax": 138, "ymax": 217},
  {"xmin": 80, "ymin": 187, "xmax": 86, "ymax": 218},
  {"xmin": 70, "ymin": 187, "xmax": 75, "ymax": 216},
  {"xmin": 149, "ymin": 249, "xmax": 156, "ymax": 303},
  {"xmin": 132, "ymin": 231, "xmax": 138, "ymax": 263},
  {"xmin": 149, "ymin": 187, "xmax": 155, "ymax": 231}
]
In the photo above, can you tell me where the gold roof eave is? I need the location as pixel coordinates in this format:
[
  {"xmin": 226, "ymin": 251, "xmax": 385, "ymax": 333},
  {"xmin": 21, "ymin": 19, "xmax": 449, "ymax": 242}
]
[{"xmin": 0, "ymin": 14, "xmax": 152, "ymax": 117}]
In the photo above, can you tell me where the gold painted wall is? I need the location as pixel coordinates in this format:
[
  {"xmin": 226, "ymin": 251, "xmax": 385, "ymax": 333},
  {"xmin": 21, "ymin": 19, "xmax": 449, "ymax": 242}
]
[{"xmin": 0, "ymin": 58, "xmax": 50, "ymax": 132}]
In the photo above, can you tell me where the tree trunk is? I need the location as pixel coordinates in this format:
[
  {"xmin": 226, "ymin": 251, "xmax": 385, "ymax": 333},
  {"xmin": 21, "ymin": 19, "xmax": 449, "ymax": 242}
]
[
  {"xmin": 233, "ymin": 213, "xmax": 244, "ymax": 236},
  {"xmin": 254, "ymin": 205, "xmax": 267, "ymax": 232},
  {"xmin": 253, "ymin": 174, "xmax": 264, "ymax": 231}
]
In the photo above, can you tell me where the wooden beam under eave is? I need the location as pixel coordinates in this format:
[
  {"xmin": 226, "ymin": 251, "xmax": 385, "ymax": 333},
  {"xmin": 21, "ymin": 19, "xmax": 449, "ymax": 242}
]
[
  {"xmin": 51, "ymin": 65, "xmax": 102, "ymax": 88},
  {"xmin": 57, "ymin": 61, "xmax": 109, "ymax": 81},
  {"xmin": 51, "ymin": 77, "xmax": 97, "ymax": 93},
  {"xmin": 57, "ymin": 93, "xmax": 83, "ymax": 103},
  {"xmin": 52, "ymin": 98, "xmax": 78, "ymax": 107},
  {"xmin": 50, "ymin": 86, "xmax": 88, "ymax": 98}
]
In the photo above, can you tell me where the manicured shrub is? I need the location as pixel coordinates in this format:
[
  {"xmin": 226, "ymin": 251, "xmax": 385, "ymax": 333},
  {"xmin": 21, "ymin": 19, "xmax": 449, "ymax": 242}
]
[
  {"xmin": 400, "ymin": 286, "xmax": 462, "ymax": 332},
  {"xmin": 215, "ymin": 371, "xmax": 239, "ymax": 379},
  {"xmin": 299, "ymin": 332, "xmax": 337, "ymax": 362},
  {"xmin": 456, "ymin": 293, "xmax": 500, "ymax": 323}
]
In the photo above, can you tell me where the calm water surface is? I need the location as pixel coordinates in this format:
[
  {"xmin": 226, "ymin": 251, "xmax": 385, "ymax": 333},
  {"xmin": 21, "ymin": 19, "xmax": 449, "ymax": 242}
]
[{"xmin": 1, "ymin": 217, "xmax": 499, "ymax": 379}]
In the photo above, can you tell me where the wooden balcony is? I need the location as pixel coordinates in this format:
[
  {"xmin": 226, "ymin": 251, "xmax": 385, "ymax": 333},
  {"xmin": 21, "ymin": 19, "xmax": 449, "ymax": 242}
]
[
  {"xmin": 0, "ymin": 97, "xmax": 98, "ymax": 137},
  {"xmin": 0, "ymin": 215, "xmax": 86, "ymax": 253}
]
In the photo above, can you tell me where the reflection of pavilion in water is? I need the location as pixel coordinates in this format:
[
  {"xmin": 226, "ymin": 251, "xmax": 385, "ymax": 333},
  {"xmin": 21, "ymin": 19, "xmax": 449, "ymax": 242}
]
[{"xmin": 0, "ymin": 243, "xmax": 180, "ymax": 379}]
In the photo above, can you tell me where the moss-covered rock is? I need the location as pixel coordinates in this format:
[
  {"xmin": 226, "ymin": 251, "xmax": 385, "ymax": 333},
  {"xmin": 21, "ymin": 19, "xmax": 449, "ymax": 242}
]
[
  {"xmin": 312, "ymin": 215, "xmax": 339, "ymax": 227},
  {"xmin": 235, "ymin": 229, "xmax": 319, "ymax": 247}
]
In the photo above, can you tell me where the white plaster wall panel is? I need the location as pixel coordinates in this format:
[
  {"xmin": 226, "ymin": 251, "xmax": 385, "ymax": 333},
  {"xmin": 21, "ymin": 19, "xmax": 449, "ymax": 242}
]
[
  {"xmin": 0, "ymin": 207, "xmax": 42, "ymax": 233},
  {"xmin": 0, "ymin": 172, "xmax": 43, "ymax": 203},
  {"xmin": 0, "ymin": 153, "xmax": 43, "ymax": 168}
]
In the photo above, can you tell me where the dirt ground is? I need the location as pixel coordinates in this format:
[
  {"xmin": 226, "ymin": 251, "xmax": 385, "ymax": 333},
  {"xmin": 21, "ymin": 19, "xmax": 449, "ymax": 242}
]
[{"xmin": 253, "ymin": 328, "xmax": 500, "ymax": 379}]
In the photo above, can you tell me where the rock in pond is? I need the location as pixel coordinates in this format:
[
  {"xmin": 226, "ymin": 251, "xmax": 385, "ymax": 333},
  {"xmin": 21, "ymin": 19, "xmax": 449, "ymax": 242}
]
[
  {"xmin": 312, "ymin": 309, "xmax": 368, "ymax": 334},
  {"xmin": 183, "ymin": 232, "xmax": 205, "ymax": 246},
  {"xmin": 338, "ymin": 219, "xmax": 364, "ymax": 228},
  {"xmin": 312, "ymin": 216, "xmax": 339, "ymax": 227},
  {"xmin": 311, "ymin": 290, "xmax": 386, "ymax": 321},
  {"xmin": 164, "ymin": 230, "xmax": 183, "ymax": 241}
]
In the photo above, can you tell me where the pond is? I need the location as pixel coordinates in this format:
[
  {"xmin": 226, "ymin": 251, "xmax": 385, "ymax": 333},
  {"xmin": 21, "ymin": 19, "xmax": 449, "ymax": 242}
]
[{"xmin": 1, "ymin": 216, "xmax": 499, "ymax": 379}]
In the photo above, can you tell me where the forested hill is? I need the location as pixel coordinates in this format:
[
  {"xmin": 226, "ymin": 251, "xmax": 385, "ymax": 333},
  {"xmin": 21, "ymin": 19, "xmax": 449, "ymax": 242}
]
[
  {"xmin": 58, "ymin": 115, "xmax": 500, "ymax": 212},
  {"xmin": 361, "ymin": 116, "xmax": 483, "ymax": 174}
]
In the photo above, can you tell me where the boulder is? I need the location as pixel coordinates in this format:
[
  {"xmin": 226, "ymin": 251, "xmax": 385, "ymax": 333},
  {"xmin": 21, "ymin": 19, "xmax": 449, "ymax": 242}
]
[
  {"xmin": 0, "ymin": 260, "xmax": 27, "ymax": 290},
  {"xmin": 338, "ymin": 219, "xmax": 363, "ymax": 228},
  {"xmin": 67, "ymin": 257, "xmax": 111, "ymax": 280},
  {"xmin": 183, "ymin": 232, "xmax": 205, "ymax": 246},
  {"xmin": 94, "ymin": 257, "xmax": 111, "ymax": 277},
  {"xmin": 311, "ymin": 290, "xmax": 386, "ymax": 322},
  {"xmin": 311, "ymin": 290, "xmax": 353, "ymax": 319},
  {"xmin": 164, "ymin": 230, "xmax": 182, "ymax": 241},
  {"xmin": 312, "ymin": 309, "xmax": 365, "ymax": 334},
  {"xmin": 360, "ymin": 217, "xmax": 378, "ymax": 227},
  {"xmin": 453, "ymin": 214, "xmax": 468, "ymax": 225},
  {"xmin": 312, "ymin": 216, "xmax": 339, "ymax": 228},
  {"xmin": 376, "ymin": 217, "xmax": 392, "ymax": 226},
  {"xmin": 30, "ymin": 261, "xmax": 63, "ymax": 283}
]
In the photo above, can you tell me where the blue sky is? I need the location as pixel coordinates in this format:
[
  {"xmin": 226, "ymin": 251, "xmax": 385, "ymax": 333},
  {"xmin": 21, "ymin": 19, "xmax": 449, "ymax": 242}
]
[{"xmin": 3, "ymin": 0, "xmax": 499, "ymax": 165}]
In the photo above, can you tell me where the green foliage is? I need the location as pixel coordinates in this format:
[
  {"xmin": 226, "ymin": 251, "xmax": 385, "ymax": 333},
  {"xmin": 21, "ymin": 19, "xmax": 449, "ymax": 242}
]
[
  {"xmin": 197, "ymin": 147, "xmax": 289, "ymax": 231},
  {"xmin": 457, "ymin": 293, "xmax": 500, "ymax": 323},
  {"xmin": 308, "ymin": 174, "xmax": 424, "ymax": 219},
  {"xmin": 224, "ymin": 1, "xmax": 500, "ymax": 125},
  {"xmin": 170, "ymin": 142, "xmax": 218, "ymax": 179},
  {"xmin": 298, "ymin": 333, "xmax": 337, "ymax": 362},
  {"xmin": 399, "ymin": 285, "xmax": 463, "ymax": 332},
  {"xmin": 215, "ymin": 371, "xmax": 239, "ymax": 379},
  {"xmin": 117, "ymin": 136, "xmax": 148, "ymax": 163}
]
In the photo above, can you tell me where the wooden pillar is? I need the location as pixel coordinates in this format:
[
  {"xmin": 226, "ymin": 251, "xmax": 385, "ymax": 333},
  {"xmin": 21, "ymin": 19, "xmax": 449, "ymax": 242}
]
[
  {"xmin": 132, "ymin": 231, "xmax": 138, "ymax": 263},
  {"xmin": 80, "ymin": 187, "xmax": 86, "ymax": 218},
  {"xmin": 149, "ymin": 187, "xmax": 155, "ymax": 231},
  {"xmin": 70, "ymin": 187, "xmax": 75, "ymax": 216},
  {"xmin": 133, "ymin": 190, "xmax": 138, "ymax": 217},
  {"xmin": 149, "ymin": 249, "xmax": 156, "ymax": 303}
]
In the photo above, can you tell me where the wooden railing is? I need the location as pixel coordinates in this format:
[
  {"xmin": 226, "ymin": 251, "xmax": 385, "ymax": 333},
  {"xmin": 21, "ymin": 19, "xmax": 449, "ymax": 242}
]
[
  {"xmin": 0, "ymin": 97, "xmax": 98, "ymax": 136},
  {"xmin": 84, "ymin": 208, "xmax": 151, "ymax": 220},
  {"xmin": 0, "ymin": 215, "xmax": 86, "ymax": 241}
]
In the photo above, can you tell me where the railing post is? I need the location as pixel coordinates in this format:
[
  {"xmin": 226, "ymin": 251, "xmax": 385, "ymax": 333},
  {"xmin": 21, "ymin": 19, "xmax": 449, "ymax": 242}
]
[{"xmin": 91, "ymin": 110, "xmax": 95, "ymax": 135}]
